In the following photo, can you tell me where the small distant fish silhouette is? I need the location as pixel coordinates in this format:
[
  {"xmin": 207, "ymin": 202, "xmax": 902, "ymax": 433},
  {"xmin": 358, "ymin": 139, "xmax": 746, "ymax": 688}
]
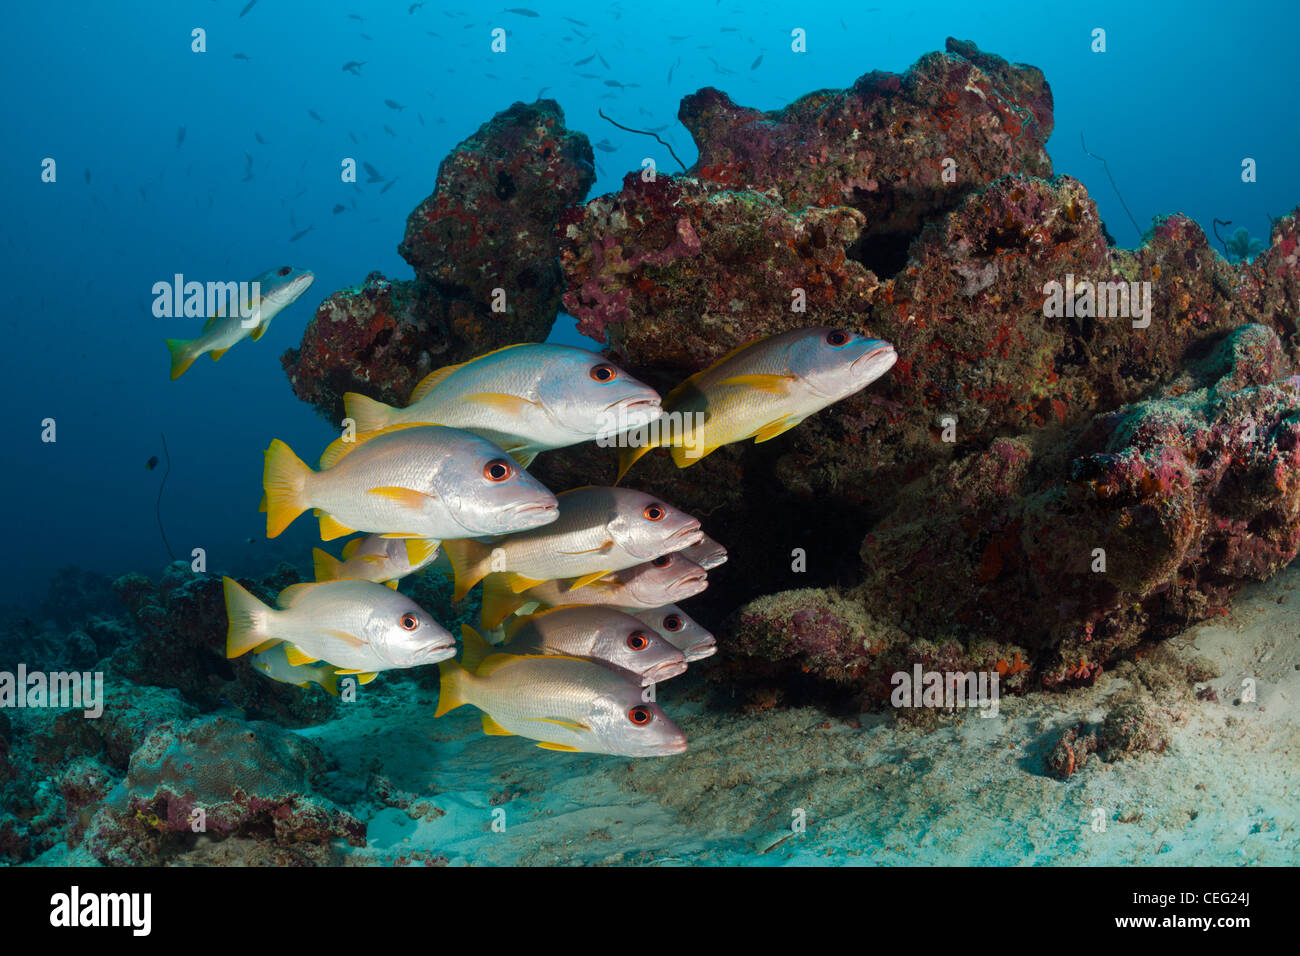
[
  {"xmin": 409, "ymin": 1, "xmax": 425, "ymax": 11},
  {"xmin": 362, "ymin": 162, "xmax": 385, "ymax": 182},
  {"xmin": 349, "ymin": 131, "xmax": 359, "ymax": 144},
  {"xmin": 380, "ymin": 177, "xmax": 399, "ymax": 194},
  {"xmin": 146, "ymin": 455, "xmax": 159, "ymax": 471},
  {"xmin": 342, "ymin": 61, "xmax": 365, "ymax": 75},
  {"xmin": 536, "ymin": 87, "xmax": 549, "ymax": 99},
  {"xmin": 574, "ymin": 54, "xmax": 594, "ymax": 66},
  {"xmin": 505, "ymin": 7, "xmax": 540, "ymax": 16},
  {"xmin": 254, "ymin": 132, "xmax": 267, "ymax": 145},
  {"xmin": 604, "ymin": 80, "xmax": 640, "ymax": 89},
  {"xmin": 384, "ymin": 99, "xmax": 406, "ymax": 110},
  {"xmin": 667, "ymin": 57, "xmax": 679, "ymax": 83},
  {"xmin": 233, "ymin": 52, "xmax": 251, "ymax": 61},
  {"xmin": 360, "ymin": 33, "xmax": 372, "ymax": 40},
  {"xmin": 597, "ymin": 51, "xmax": 610, "ymax": 69},
  {"xmin": 239, "ymin": 0, "xmax": 257, "ymax": 18},
  {"xmin": 333, "ymin": 204, "xmax": 346, "ymax": 215},
  {"xmin": 383, "ymin": 124, "xmax": 397, "ymax": 137},
  {"xmin": 176, "ymin": 125, "xmax": 186, "ymax": 148},
  {"xmin": 84, "ymin": 168, "xmax": 91, "ymax": 184},
  {"xmin": 289, "ymin": 226, "xmax": 314, "ymax": 242},
  {"xmin": 564, "ymin": 16, "xmax": 588, "ymax": 26},
  {"xmin": 308, "ymin": 110, "xmax": 324, "ymax": 122},
  {"xmin": 348, "ymin": 13, "xmax": 365, "ymax": 21},
  {"xmin": 751, "ymin": 54, "xmax": 763, "ymax": 70},
  {"xmin": 595, "ymin": 139, "xmax": 617, "ymax": 153},
  {"xmin": 577, "ymin": 72, "xmax": 599, "ymax": 79}
]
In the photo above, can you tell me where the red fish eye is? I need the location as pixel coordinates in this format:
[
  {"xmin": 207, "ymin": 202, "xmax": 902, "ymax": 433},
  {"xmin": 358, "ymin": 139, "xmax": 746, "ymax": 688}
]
[
  {"xmin": 484, "ymin": 459, "xmax": 511, "ymax": 482},
  {"xmin": 589, "ymin": 363, "xmax": 617, "ymax": 382},
  {"xmin": 400, "ymin": 613, "xmax": 419, "ymax": 631},
  {"xmin": 627, "ymin": 706, "xmax": 652, "ymax": 725},
  {"xmin": 643, "ymin": 504, "xmax": 665, "ymax": 521},
  {"xmin": 826, "ymin": 329, "xmax": 850, "ymax": 347},
  {"xmin": 651, "ymin": 555, "xmax": 671, "ymax": 568},
  {"xmin": 277, "ymin": 266, "xmax": 292, "ymax": 277},
  {"xmin": 664, "ymin": 614, "xmax": 682, "ymax": 631},
  {"xmin": 627, "ymin": 631, "xmax": 650, "ymax": 651}
]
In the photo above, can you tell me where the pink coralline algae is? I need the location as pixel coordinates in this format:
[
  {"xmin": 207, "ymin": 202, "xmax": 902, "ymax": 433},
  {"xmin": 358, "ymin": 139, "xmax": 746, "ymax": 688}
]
[
  {"xmin": 83, "ymin": 715, "xmax": 364, "ymax": 866},
  {"xmin": 284, "ymin": 99, "xmax": 595, "ymax": 421}
]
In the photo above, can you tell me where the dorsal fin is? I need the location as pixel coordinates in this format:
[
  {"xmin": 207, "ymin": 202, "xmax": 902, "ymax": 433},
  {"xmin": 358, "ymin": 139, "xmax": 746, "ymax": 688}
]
[
  {"xmin": 408, "ymin": 342, "xmax": 541, "ymax": 404},
  {"xmin": 318, "ymin": 422, "xmax": 432, "ymax": 469},
  {"xmin": 276, "ymin": 582, "xmax": 324, "ymax": 607}
]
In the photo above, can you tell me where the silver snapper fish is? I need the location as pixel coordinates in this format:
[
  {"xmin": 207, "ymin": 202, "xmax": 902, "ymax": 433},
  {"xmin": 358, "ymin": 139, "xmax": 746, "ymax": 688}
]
[
  {"xmin": 224, "ymin": 577, "xmax": 455, "ymax": 675},
  {"xmin": 679, "ymin": 534, "xmax": 727, "ymax": 570},
  {"xmin": 250, "ymin": 643, "xmax": 344, "ymax": 695},
  {"xmin": 443, "ymin": 485, "xmax": 702, "ymax": 601},
  {"xmin": 462, "ymin": 605, "xmax": 687, "ymax": 685},
  {"xmin": 263, "ymin": 424, "xmax": 558, "ymax": 540},
  {"xmin": 436, "ymin": 653, "xmax": 688, "ymax": 756},
  {"xmin": 334, "ymin": 343, "xmax": 663, "ymax": 467},
  {"xmin": 167, "ymin": 266, "xmax": 315, "ymax": 379},
  {"xmin": 313, "ymin": 535, "xmax": 440, "ymax": 586},
  {"xmin": 619, "ymin": 327, "xmax": 897, "ymax": 479},
  {"xmin": 479, "ymin": 551, "xmax": 709, "ymax": 629},
  {"xmin": 628, "ymin": 605, "xmax": 716, "ymax": 661}
]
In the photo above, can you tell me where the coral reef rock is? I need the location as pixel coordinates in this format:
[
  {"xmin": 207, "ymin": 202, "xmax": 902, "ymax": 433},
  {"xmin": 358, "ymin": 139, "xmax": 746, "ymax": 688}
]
[{"xmin": 284, "ymin": 99, "xmax": 595, "ymax": 421}]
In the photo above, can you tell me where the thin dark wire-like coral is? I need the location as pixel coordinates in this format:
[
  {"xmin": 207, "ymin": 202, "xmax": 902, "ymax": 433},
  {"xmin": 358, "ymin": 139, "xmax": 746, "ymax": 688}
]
[
  {"xmin": 1212, "ymin": 218, "xmax": 1233, "ymax": 258},
  {"xmin": 598, "ymin": 109, "xmax": 688, "ymax": 172},
  {"xmin": 1080, "ymin": 133, "xmax": 1143, "ymax": 241},
  {"xmin": 157, "ymin": 432, "xmax": 176, "ymax": 562}
]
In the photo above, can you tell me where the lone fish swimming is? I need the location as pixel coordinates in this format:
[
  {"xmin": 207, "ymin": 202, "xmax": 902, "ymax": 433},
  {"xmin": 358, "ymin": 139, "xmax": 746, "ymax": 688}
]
[{"xmin": 166, "ymin": 266, "xmax": 315, "ymax": 380}]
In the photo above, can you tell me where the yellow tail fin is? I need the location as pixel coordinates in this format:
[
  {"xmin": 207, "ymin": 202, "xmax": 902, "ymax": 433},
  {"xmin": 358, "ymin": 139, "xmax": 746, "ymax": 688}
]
[
  {"xmin": 442, "ymin": 538, "xmax": 492, "ymax": 601},
  {"xmin": 480, "ymin": 573, "xmax": 528, "ymax": 629},
  {"xmin": 343, "ymin": 392, "xmax": 398, "ymax": 435},
  {"xmin": 263, "ymin": 439, "xmax": 313, "ymax": 537},
  {"xmin": 434, "ymin": 658, "xmax": 469, "ymax": 717},
  {"xmin": 223, "ymin": 576, "xmax": 274, "ymax": 658},
  {"xmin": 166, "ymin": 339, "xmax": 198, "ymax": 380},
  {"xmin": 616, "ymin": 442, "xmax": 656, "ymax": 484},
  {"xmin": 312, "ymin": 547, "xmax": 343, "ymax": 582},
  {"xmin": 459, "ymin": 623, "xmax": 495, "ymax": 672}
]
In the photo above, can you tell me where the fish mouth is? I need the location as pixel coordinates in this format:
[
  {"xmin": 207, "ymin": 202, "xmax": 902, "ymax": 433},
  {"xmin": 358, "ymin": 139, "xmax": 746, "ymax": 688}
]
[
  {"xmin": 641, "ymin": 660, "xmax": 689, "ymax": 685},
  {"xmin": 416, "ymin": 642, "xmax": 458, "ymax": 665},
  {"xmin": 684, "ymin": 641, "xmax": 717, "ymax": 662},
  {"xmin": 666, "ymin": 522, "xmax": 704, "ymax": 549},
  {"xmin": 505, "ymin": 499, "xmax": 559, "ymax": 526},
  {"xmin": 669, "ymin": 574, "xmax": 709, "ymax": 599},
  {"xmin": 658, "ymin": 738, "xmax": 689, "ymax": 755},
  {"xmin": 850, "ymin": 343, "xmax": 898, "ymax": 379}
]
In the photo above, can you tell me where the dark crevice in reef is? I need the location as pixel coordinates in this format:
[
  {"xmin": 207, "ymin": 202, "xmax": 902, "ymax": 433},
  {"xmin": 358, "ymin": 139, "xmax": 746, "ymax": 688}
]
[{"xmin": 845, "ymin": 229, "xmax": 917, "ymax": 280}]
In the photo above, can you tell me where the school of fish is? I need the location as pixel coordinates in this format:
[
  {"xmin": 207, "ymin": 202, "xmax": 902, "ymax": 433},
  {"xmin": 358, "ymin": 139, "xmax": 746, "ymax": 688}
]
[{"xmin": 199, "ymin": 309, "xmax": 896, "ymax": 757}]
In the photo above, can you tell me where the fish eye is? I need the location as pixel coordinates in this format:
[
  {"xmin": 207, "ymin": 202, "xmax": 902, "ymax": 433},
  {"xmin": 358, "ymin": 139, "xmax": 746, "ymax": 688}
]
[
  {"xmin": 651, "ymin": 555, "xmax": 672, "ymax": 568},
  {"xmin": 626, "ymin": 631, "xmax": 650, "ymax": 651},
  {"xmin": 277, "ymin": 266, "xmax": 292, "ymax": 277},
  {"xmin": 627, "ymin": 706, "xmax": 653, "ymax": 726},
  {"xmin": 643, "ymin": 504, "xmax": 665, "ymax": 521},
  {"xmin": 663, "ymin": 614, "xmax": 682, "ymax": 631},
  {"xmin": 589, "ymin": 363, "xmax": 618, "ymax": 382},
  {"xmin": 483, "ymin": 459, "xmax": 512, "ymax": 482},
  {"xmin": 400, "ymin": 613, "xmax": 420, "ymax": 631},
  {"xmin": 826, "ymin": 329, "xmax": 850, "ymax": 347}
]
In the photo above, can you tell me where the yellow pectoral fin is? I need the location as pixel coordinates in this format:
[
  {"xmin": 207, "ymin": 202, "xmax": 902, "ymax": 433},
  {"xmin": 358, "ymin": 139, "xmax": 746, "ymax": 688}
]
[
  {"xmin": 369, "ymin": 486, "xmax": 435, "ymax": 510},
  {"xmin": 506, "ymin": 573, "xmax": 546, "ymax": 594},
  {"xmin": 357, "ymin": 672, "xmax": 379, "ymax": 685},
  {"xmin": 460, "ymin": 392, "xmax": 541, "ymax": 416},
  {"xmin": 323, "ymin": 629, "xmax": 366, "ymax": 647},
  {"xmin": 508, "ymin": 449, "xmax": 537, "ymax": 468},
  {"xmin": 210, "ymin": 347, "xmax": 230, "ymax": 361},
  {"xmin": 283, "ymin": 645, "xmax": 318, "ymax": 666},
  {"xmin": 530, "ymin": 717, "xmax": 591, "ymax": 732},
  {"xmin": 716, "ymin": 373, "xmax": 796, "ymax": 393},
  {"xmin": 481, "ymin": 714, "xmax": 514, "ymax": 736},
  {"xmin": 318, "ymin": 513, "xmax": 356, "ymax": 541},
  {"xmin": 537, "ymin": 741, "xmax": 580, "ymax": 752},
  {"xmin": 404, "ymin": 537, "xmax": 440, "ymax": 567},
  {"xmin": 384, "ymin": 580, "xmax": 399, "ymax": 589},
  {"xmin": 249, "ymin": 322, "xmax": 268, "ymax": 341},
  {"xmin": 567, "ymin": 570, "xmax": 614, "ymax": 591},
  {"xmin": 750, "ymin": 416, "xmax": 801, "ymax": 443}
]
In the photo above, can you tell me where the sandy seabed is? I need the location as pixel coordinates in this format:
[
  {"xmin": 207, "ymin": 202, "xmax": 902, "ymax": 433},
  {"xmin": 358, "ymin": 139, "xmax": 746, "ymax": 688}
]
[{"xmin": 283, "ymin": 568, "xmax": 1300, "ymax": 867}]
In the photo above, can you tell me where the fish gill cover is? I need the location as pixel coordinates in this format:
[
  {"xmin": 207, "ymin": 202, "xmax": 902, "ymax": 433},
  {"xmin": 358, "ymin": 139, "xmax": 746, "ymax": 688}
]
[{"xmin": 0, "ymin": 0, "xmax": 1298, "ymax": 875}]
